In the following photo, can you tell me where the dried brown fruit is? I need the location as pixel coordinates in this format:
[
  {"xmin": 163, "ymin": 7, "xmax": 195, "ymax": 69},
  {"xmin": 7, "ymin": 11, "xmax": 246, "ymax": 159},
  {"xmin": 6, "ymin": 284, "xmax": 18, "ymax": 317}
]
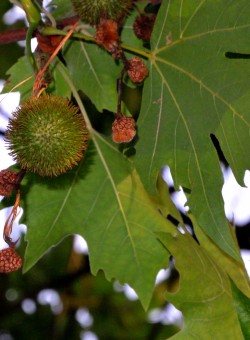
[
  {"xmin": 36, "ymin": 31, "xmax": 63, "ymax": 54},
  {"xmin": 133, "ymin": 13, "xmax": 156, "ymax": 42},
  {"xmin": 112, "ymin": 116, "xmax": 136, "ymax": 143},
  {"xmin": 0, "ymin": 248, "xmax": 23, "ymax": 273},
  {"xmin": 0, "ymin": 170, "xmax": 18, "ymax": 196},
  {"xmin": 127, "ymin": 57, "xmax": 148, "ymax": 83},
  {"xmin": 95, "ymin": 19, "xmax": 120, "ymax": 55}
]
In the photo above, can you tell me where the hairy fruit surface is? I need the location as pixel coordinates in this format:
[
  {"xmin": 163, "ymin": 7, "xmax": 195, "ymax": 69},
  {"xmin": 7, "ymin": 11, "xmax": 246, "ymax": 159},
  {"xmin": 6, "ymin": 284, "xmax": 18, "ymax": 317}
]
[
  {"xmin": 5, "ymin": 95, "xmax": 89, "ymax": 177},
  {"xmin": 0, "ymin": 170, "xmax": 18, "ymax": 196},
  {"xmin": 133, "ymin": 13, "xmax": 156, "ymax": 42},
  {"xmin": 0, "ymin": 248, "xmax": 23, "ymax": 273},
  {"xmin": 71, "ymin": 0, "xmax": 133, "ymax": 25},
  {"xmin": 112, "ymin": 116, "xmax": 136, "ymax": 143},
  {"xmin": 127, "ymin": 57, "xmax": 148, "ymax": 83},
  {"xmin": 95, "ymin": 19, "xmax": 119, "ymax": 54}
]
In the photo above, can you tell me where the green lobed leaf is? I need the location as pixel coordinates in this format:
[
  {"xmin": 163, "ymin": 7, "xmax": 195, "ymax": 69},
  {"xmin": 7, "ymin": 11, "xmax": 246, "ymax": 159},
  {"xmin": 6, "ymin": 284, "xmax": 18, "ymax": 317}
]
[
  {"xmin": 48, "ymin": 59, "xmax": 72, "ymax": 98},
  {"xmin": 48, "ymin": 0, "xmax": 76, "ymax": 20},
  {"xmin": 63, "ymin": 41, "xmax": 121, "ymax": 113},
  {"xmin": 1, "ymin": 56, "xmax": 34, "ymax": 102},
  {"xmin": 230, "ymin": 279, "xmax": 250, "ymax": 338},
  {"xmin": 151, "ymin": 173, "xmax": 183, "ymax": 223},
  {"xmin": 190, "ymin": 212, "xmax": 250, "ymax": 298},
  {"xmin": 135, "ymin": 0, "xmax": 250, "ymax": 260},
  {"xmin": 1, "ymin": 57, "xmax": 71, "ymax": 101},
  {"xmin": 157, "ymin": 231, "xmax": 244, "ymax": 339},
  {"xmin": 21, "ymin": 136, "xmax": 177, "ymax": 309}
]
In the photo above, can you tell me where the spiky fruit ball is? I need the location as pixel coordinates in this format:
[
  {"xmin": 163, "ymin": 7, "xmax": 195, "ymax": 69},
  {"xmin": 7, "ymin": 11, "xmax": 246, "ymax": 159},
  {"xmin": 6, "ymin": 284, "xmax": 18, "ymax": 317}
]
[
  {"xmin": 5, "ymin": 95, "xmax": 89, "ymax": 177},
  {"xmin": 71, "ymin": 0, "xmax": 133, "ymax": 25}
]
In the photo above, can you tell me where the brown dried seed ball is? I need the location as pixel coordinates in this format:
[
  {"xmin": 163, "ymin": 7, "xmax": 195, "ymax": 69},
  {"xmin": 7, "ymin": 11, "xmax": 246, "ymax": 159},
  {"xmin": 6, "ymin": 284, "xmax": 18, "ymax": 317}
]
[
  {"xmin": 127, "ymin": 57, "xmax": 148, "ymax": 83},
  {"xmin": 0, "ymin": 170, "xmax": 18, "ymax": 196},
  {"xmin": 112, "ymin": 116, "xmax": 136, "ymax": 143},
  {"xmin": 133, "ymin": 13, "xmax": 156, "ymax": 42},
  {"xmin": 95, "ymin": 19, "xmax": 120, "ymax": 53},
  {"xmin": 0, "ymin": 248, "xmax": 23, "ymax": 273}
]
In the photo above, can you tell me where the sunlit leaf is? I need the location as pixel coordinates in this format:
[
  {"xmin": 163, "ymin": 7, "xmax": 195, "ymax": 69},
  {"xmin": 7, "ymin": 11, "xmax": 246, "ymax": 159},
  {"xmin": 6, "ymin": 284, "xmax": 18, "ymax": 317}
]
[
  {"xmin": 230, "ymin": 279, "xmax": 250, "ymax": 339},
  {"xmin": 1, "ymin": 56, "xmax": 34, "ymax": 102},
  {"xmin": 158, "ymin": 231, "xmax": 244, "ymax": 339},
  {"xmin": 63, "ymin": 42, "xmax": 121, "ymax": 113},
  {"xmin": 135, "ymin": 0, "xmax": 250, "ymax": 260},
  {"xmin": 21, "ymin": 136, "xmax": 176, "ymax": 309},
  {"xmin": 190, "ymin": 212, "xmax": 250, "ymax": 298}
]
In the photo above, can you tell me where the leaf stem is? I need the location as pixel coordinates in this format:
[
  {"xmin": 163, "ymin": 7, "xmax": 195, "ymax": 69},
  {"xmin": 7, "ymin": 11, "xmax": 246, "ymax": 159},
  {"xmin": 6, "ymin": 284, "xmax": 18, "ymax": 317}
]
[
  {"xmin": 121, "ymin": 44, "xmax": 152, "ymax": 60},
  {"xmin": 42, "ymin": 27, "xmax": 152, "ymax": 60},
  {"xmin": 33, "ymin": 22, "xmax": 78, "ymax": 96},
  {"xmin": 26, "ymin": 23, "xmax": 38, "ymax": 71},
  {"xmin": 42, "ymin": 26, "xmax": 95, "ymax": 43},
  {"xmin": 56, "ymin": 61, "xmax": 92, "ymax": 134}
]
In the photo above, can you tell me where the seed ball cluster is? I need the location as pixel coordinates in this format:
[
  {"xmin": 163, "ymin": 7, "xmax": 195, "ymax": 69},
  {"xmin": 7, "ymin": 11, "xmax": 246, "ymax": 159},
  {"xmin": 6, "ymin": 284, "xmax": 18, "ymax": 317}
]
[
  {"xmin": 5, "ymin": 95, "xmax": 89, "ymax": 177},
  {"xmin": 71, "ymin": 0, "xmax": 133, "ymax": 25}
]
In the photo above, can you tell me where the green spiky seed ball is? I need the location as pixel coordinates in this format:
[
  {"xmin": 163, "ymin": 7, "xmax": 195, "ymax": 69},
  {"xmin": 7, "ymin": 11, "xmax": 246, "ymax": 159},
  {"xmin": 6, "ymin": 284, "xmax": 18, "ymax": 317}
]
[
  {"xmin": 5, "ymin": 95, "xmax": 89, "ymax": 177},
  {"xmin": 71, "ymin": 0, "xmax": 133, "ymax": 25}
]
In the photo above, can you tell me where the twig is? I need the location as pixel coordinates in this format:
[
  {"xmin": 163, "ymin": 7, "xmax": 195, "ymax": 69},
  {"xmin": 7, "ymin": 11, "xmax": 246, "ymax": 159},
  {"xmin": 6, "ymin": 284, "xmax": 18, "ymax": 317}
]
[
  {"xmin": 3, "ymin": 189, "xmax": 21, "ymax": 248},
  {"xmin": 0, "ymin": 16, "xmax": 79, "ymax": 45},
  {"xmin": 33, "ymin": 21, "xmax": 79, "ymax": 96}
]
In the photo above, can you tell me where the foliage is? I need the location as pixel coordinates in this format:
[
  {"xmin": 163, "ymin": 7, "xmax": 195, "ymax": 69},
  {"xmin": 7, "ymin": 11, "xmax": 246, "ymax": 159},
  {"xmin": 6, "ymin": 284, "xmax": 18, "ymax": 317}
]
[{"xmin": 0, "ymin": 0, "xmax": 250, "ymax": 338}]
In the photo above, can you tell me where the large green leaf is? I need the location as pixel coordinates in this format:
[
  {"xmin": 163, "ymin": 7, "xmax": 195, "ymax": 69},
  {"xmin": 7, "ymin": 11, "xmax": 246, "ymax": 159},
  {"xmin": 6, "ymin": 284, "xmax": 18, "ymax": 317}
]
[
  {"xmin": 48, "ymin": 0, "xmax": 76, "ymax": 20},
  {"xmin": 190, "ymin": 213, "xmax": 250, "ymax": 298},
  {"xmin": 1, "ymin": 56, "xmax": 34, "ymax": 102},
  {"xmin": 20, "ymin": 136, "xmax": 176, "ymax": 309},
  {"xmin": 1, "ymin": 57, "xmax": 70, "ymax": 101},
  {"xmin": 158, "ymin": 232, "xmax": 244, "ymax": 339},
  {"xmin": 230, "ymin": 279, "xmax": 250, "ymax": 338},
  {"xmin": 63, "ymin": 41, "xmax": 121, "ymax": 113},
  {"xmin": 135, "ymin": 0, "xmax": 250, "ymax": 260}
]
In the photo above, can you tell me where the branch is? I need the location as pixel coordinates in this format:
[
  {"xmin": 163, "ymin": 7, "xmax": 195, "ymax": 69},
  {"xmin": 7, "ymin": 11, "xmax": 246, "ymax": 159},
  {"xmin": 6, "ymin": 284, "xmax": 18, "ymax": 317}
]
[{"xmin": 0, "ymin": 16, "xmax": 79, "ymax": 45}]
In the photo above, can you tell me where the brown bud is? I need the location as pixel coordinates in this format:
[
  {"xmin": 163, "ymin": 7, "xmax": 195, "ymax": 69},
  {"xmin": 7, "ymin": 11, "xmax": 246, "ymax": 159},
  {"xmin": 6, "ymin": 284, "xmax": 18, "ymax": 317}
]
[
  {"xmin": 36, "ymin": 31, "xmax": 63, "ymax": 54},
  {"xmin": 133, "ymin": 14, "xmax": 156, "ymax": 42},
  {"xmin": 0, "ymin": 248, "xmax": 23, "ymax": 273},
  {"xmin": 112, "ymin": 116, "xmax": 136, "ymax": 143},
  {"xmin": 0, "ymin": 170, "xmax": 18, "ymax": 196},
  {"xmin": 127, "ymin": 57, "xmax": 148, "ymax": 83},
  {"xmin": 95, "ymin": 19, "xmax": 120, "ymax": 54}
]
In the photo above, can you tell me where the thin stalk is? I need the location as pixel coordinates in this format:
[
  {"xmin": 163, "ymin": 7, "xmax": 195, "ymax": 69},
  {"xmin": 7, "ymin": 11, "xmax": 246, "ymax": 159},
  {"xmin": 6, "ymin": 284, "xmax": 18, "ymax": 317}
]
[{"xmin": 26, "ymin": 23, "xmax": 38, "ymax": 70}]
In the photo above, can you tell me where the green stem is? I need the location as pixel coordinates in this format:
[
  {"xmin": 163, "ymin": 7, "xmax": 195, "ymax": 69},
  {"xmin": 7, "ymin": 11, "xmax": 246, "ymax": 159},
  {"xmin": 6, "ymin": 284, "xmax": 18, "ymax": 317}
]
[
  {"xmin": 121, "ymin": 44, "xmax": 152, "ymax": 60},
  {"xmin": 42, "ymin": 27, "xmax": 95, "ymax": 44},
  {"xmin": 56, "ymin": 60, "xmax": 92, "ymax": 134},
  {"xmin": 20, "ymin": 0, "xmax": 41, "ymax": 70},
  {"xmin": 33, "ymin": 0, "xmax": 56, "ymax": 27},
  {"xmin": 42, "ymin": 27, "xmax": 152, "ymax": 60},
  {"xmin": 26, "ymin": 23, "xmax": 38, "ymax": 70}
]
